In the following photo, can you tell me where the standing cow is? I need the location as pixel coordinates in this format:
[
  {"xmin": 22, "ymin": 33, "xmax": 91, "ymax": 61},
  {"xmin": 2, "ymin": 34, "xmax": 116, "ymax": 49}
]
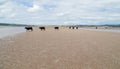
[
  {"xmin": 96, "ymin": 27, "xmax": 98, "ymax": 29},
  {"xmin": 69, "ymin": 26, "xmax": 71, "ymax": 29},
  {"xmin": 76, "ymin": 27, "xmax": 79, "ymax": 29},
  {"xmin": 25, "ymin": 26, "xmax": 33, "ymax": 31},
  {"xmin": 72, "ymin": 26, "xmax": 75, "ymax": 29},
  {"xmin": 54, "ymin": 27, "xmax": 59, "ymax": 30},
  {"xmin": 39, "ymin": 27, "xmax": 45, "ymax": 31}
]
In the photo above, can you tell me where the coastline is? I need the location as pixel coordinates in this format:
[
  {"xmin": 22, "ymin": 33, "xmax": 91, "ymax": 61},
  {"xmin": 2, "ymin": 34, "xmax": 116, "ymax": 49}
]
[{"xmin": 0, "ymin": 27, "xmax": 26, "ymax": 39}]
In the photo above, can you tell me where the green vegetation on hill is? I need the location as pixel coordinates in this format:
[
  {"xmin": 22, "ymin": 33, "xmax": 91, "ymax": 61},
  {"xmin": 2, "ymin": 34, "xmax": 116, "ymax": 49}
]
[
  {"xmin": 74, "ymin": 24, "xmax": 120, "ymax": 27},
  {"xmin": 0, "ymin": 23, "xmax": 120, "ymax": 27},
  {"xmin": 0, "ymin": 23, "xmax": 30, "ymax": 26}
]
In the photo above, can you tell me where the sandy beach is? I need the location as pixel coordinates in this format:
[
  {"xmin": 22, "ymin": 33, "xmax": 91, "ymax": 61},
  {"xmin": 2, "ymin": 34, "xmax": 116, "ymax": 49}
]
[{"xmin": 0, "ymin": 27, "xmax": 120, "ymax": 69}]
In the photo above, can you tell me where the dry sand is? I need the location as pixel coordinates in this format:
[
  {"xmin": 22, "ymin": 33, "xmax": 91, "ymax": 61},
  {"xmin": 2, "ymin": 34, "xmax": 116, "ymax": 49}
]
[{"xmin": 0, "ymin": 28, "xmax": 120, "ymax": 69}]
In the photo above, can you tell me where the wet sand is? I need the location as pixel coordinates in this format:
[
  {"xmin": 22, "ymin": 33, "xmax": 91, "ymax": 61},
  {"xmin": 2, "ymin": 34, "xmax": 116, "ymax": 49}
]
[{"xmin": 0, "ymin": 28, "xmax": 120, "ymax": 69}]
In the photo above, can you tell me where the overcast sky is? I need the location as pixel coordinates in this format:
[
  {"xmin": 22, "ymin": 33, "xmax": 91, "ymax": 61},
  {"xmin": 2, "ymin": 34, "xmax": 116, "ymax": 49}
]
[{"xmin": 0, "ymin": 0, "xmax": 120, "ymax": 25}]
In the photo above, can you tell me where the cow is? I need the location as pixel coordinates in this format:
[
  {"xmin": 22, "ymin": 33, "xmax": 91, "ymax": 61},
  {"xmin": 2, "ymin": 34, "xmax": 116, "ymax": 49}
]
[
  {"xmin": 76, "ymin": 27, "xmax": 79, "ymax": 29},
  {"xmin": 39, "ymin": 27, "xmax": 45, "ymax": 31},
  {"xmin": 69, "ymin": 26, "xmax": 71, "ymax": 29},
  {"xmin": 96, "ymin": 27, "xmax": 98, "ymax": 29},
  {"xmin": 72, "ymin": 26, "xmax": 75, "ymax": 29},
  {"xmin": 25, "ymin": 26, "xmax": 33, "ymax": 31},
  {"xmin": 54, "ymin": 27, "xmax": 59, "ymax": 30}
]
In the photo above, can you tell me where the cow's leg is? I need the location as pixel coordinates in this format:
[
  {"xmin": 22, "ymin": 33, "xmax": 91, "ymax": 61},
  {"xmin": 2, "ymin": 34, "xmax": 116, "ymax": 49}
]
[{"xmin": 31, "ymin": 28, "xmax": 33, "ymax": 31}]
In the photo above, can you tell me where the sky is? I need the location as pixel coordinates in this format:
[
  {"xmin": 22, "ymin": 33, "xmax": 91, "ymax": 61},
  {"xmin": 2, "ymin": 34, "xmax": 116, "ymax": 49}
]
[{"xmin": 0, "ymin": 0, "xmax": 120, "ymax": 25}]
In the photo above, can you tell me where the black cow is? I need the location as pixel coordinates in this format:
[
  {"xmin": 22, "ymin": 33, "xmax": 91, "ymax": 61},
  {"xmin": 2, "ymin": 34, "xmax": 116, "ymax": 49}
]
[
  {"xmin": 96, "ymin": 27, "xmax": 98, "ymax": 29},
  {"xmin": 39, "ymin": 27, "xmax": 45, "ymax": 31},
  {"xmin": 69, "ymin": 26, "xmax": 71, "ymax": 29},
  {"xmin": 72, "ymin": 26, "xmax": 75, "ymax": 29},
  {"xmin": 54, "ymin": 27, "xmax": 59, "ymax": 30},
  {"xmin": 25, "ymin": 26, "xmax": 33, "ymax": 31},
  {"xmin": 76, "ymin": 27, "xmax": 79, "ymax": 29}
]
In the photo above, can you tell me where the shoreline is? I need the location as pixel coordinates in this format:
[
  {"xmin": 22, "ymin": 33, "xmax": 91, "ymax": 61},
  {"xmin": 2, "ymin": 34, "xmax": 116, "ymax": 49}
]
[
  {"xmin": 79, "ymin": 28, "xmax": 120, "ymax": 33},
  {"xmin": 0, "ymin": 26, "xmax": 120, "ymax": 39},
  {"xmin": 0, "ymin": 27, "xmax": 26, "ymax": 39}
]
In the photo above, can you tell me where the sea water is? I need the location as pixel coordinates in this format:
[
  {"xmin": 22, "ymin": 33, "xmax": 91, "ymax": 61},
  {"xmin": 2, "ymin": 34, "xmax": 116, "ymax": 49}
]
[
  {"xmin": 0, "ymin": 27, "xmax": 26, "ymax": 39},
  {"xmin": 79, "ymin": 28, "xmax": 120, "ymax": 33}
]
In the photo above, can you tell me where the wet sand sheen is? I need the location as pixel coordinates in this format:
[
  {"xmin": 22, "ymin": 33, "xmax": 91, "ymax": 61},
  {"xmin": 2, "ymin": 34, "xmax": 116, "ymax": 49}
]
[{"xmin": 0, "ymin": 28, "xmax": 120, "ymax": 69}]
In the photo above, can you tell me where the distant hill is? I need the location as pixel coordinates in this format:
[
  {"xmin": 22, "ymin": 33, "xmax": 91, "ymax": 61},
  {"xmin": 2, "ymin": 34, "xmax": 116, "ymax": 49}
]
[
  {"xmin": 74, "ymin": 24, "xmax": 120, "ymax": 27},
  {"xmin": 0, "ymin": 23, "xmax": 120, "ymax": 27},
  {"xmin": 0, "ymin": 23, "xmax": 31, "ymax": 26},
  {"xmin": 101, "ymin": 24, "xmax": 120, "ymax": 27}
]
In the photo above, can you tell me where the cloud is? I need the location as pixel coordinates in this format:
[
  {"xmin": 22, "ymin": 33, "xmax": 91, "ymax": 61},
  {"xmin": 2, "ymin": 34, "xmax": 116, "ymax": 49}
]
[
  {"xmin": 27, "ymin": 4, "xmax": 41, "ymax": 12},
  {"xmin": 0, "ymin": 0, "xmax": 120, "ymax": 25},
  {"xmin": 0, "ymin": 0, "xmax": 9, "ymax": 5}
]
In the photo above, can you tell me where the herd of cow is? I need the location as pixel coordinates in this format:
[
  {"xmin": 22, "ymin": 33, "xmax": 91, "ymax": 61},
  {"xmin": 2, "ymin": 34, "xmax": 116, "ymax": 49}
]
[
  {"xmin": 25, "ymin": 26, "xmax": 60, "ymax": 31},
  {"xmin": 25, "ymin": 26, "xmax": 79, "ymax": 31}
]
